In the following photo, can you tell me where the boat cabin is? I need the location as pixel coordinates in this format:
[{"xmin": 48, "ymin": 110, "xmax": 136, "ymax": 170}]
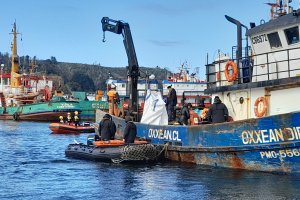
[{"xmin": 205, "ymin": 5, "xmax": 300, "ymax": 122}]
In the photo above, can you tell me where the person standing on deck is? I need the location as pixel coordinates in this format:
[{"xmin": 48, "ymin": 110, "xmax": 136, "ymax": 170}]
[
  {"xmin": 166, "ymin": 85, "xmax": 177, "ymax": 122},
  {"xmin": 67, "ymin": 112, "xmax": 72, "ymax": 125},
  {"xmin": 123, "ymin": 116, "xmax": 137, "ymax": 143},
  {"xmin": 98, "ymin": 114, "xmax": 116, "ymax": 141},
  {"xmin": 179, "ymin": 102, "xmax": 190, "ymax": 125},
  {"xmin": 107, "ymin": 84, "xmax": 120, "ymax": 117},
  {"xmin": 74, "ymin": 111, "xmax": 80, "ymax": 127},
  {"xmin": 206, "ymin": 96, "xmax": 228, "ymax": 123}
]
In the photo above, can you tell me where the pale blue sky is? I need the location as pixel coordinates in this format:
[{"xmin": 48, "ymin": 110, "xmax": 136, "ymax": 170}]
[{"xmin": 0, "ymin": 0, "xmax": 298, "ymax": 78}]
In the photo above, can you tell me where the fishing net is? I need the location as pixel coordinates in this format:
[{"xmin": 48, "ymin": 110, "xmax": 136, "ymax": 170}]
[{"xmin": 111, "ymin": 144, "xmax": 165, "ymax": 164}]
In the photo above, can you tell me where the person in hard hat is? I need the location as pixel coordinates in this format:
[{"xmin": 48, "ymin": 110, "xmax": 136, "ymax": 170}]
[
  {"xmin": 59, "ymin": 116, "xmax": 64, "ymax": 123},
  {"xmin": 67, "ymin": 112, "xmax": 72, "ymax": 125},
  {"xmin": 107, "ymin": 84, "xmax": 120, "ymax": 116},
  {"xmin": 74, "ymin": 111, "xmax": 80, "ymax": 127}
]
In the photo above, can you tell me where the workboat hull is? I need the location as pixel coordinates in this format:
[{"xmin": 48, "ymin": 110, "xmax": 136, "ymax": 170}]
[
  {"xmin": 96, "ymin": 109, "xmax": 300, "ymax": 174},
  {"xmin": 49, "ymin": 123, "xmax": 95, "ymax": 134},
  {"xmin": 0, "ymin": 101, "xmax": 81, "ymax": 122},
  {"xmin": 65, "ymin": 141, "xmax": 163, "ymax": 163}
]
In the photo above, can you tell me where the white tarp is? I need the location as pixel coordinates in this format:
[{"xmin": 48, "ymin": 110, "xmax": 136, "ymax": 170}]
[{"xmin": 140, "ymin": 89, "xmax": 168, "ymax": 125}]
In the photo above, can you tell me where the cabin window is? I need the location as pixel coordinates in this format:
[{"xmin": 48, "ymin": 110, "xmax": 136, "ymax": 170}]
[
  {"xmin": 267, "ymin": 32, "xmax": 282, "ymax": 48},
  {"xmin": 284, "ymin": 26, "xmax": 299, "ymax": 45},
  {"xmin": 122, "ymin": 83, "xmax": 125, "ymax": 88}
]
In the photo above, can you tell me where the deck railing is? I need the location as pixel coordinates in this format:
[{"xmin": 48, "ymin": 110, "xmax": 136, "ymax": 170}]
[{"xmin": 206, "ymin": 46, "xmax": 300, "ymax": 89}]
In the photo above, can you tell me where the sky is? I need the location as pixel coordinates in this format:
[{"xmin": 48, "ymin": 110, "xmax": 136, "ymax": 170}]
[{"xmin": 0, "ymin": 0, "xmax": 299, "ymax": 79}]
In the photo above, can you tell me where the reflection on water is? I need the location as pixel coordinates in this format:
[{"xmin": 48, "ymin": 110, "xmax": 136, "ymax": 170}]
[{"xmin": 0, "ymin": 121, "xmax": 300, "ymax": 200}]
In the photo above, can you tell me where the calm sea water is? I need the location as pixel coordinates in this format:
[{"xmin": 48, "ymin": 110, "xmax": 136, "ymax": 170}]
[{"xmin": 1, "ymin": 121, "xmax": 300, "ymax": 200}]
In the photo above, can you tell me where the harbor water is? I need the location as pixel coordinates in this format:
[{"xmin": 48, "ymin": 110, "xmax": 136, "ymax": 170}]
[{"xmin": 1, "ymin": 121, "xmax": 300, "ymax": 200}]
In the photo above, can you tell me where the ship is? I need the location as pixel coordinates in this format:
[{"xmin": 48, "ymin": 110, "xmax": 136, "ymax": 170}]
[
  {"xmin": 97, "ymin": 1, "xmax": 300, "ymax": 174},
  {"xmin": 0, "ymin": 22, "xmax": 81, "ymax": 121}
]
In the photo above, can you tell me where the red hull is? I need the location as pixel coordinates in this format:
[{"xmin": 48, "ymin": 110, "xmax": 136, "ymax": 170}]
[{"xmin": 49, "ymin": 123, "xmax": 95, "ymax": 134}]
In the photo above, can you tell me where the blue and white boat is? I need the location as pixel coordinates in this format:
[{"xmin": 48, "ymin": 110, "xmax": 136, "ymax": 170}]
[{"xmin": 97, "ymin": 2, "xmax": 300, "ymax": 174}]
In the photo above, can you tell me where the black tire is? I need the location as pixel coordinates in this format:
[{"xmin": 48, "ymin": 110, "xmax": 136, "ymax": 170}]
[{"xmin": 13, "ymin": 112, "xmax": 19, "ymax": 121}]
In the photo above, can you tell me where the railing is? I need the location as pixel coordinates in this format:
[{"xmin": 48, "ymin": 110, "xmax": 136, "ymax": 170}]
[{"xmin": 206, "ymin": 46, "xmax": 300, "ymax": 89}]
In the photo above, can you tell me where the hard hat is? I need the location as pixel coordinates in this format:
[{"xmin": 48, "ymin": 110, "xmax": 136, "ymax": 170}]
[
  {"xmin": 111, "ymin": 84, "xmax": 116, "ymax": 89},
  {"xmin": 67, "ymin": 112, "xmax": 71, "ymax": 115},
  {"xmin": 74, "ymin": 111, "xmax": 78, "ymax": 115}
]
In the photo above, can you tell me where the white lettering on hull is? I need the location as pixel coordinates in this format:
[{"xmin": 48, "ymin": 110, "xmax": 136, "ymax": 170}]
[
  {"xmin": 148, "ymin": 129, "xmax": 181, "ymax": 142},
  {"xmin": 242, "ymin": 127, "xmax": 300, "ymax": 144}
]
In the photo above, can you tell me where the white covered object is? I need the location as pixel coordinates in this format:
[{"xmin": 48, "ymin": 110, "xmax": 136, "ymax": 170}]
[{"xmin": 140, "ymin": 89, "xmax": 168, "ymax": 125}]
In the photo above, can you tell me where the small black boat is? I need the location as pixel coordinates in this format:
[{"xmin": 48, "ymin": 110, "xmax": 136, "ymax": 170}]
[{"xmin": 65, "ymin": 136, "xmax": 164, "ymax": 163}]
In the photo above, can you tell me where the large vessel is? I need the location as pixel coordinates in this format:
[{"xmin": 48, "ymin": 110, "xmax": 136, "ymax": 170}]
[
  {"xmin": 98, "ymin": 1, "xmax": 300, "ymax": 174},
  {"xmin": 0, "ymin": 22, "xmax": 80, "ymax": 121}
]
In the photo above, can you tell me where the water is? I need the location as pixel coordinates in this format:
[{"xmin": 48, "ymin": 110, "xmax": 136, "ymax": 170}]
[{"xmin": 1, "ymin": 121, "xmax": 300, "ymax": 200}]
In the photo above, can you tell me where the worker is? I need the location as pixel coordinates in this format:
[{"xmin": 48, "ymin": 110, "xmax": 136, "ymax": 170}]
[
  {"xmin": 67, "ymin": 112, "xmax": 72, "ymax": 125},
  {"xmin": 166, "ymin": 84, "xmax": 177, "ymax": 122},
  {"xmin": 179, "ymin": 102, "xmax": 190, "ymax": 125},
  {"xmin": 59, "ymin": 116, "xmax": 64, "ymax": 123},
  {"xmin": 107, "ymin": 84, "xmax": 120, "ymax": 117},
  {"xmin": 123, "ymin": 116, "xmax": 137, "ymax": 143},
  {"xmin": 98, "ymin": 114, "xmax": 116, "ymax": 141},
  {"xmin": 74, "ymin": 111, "xmax": 80, "ymax": 127},
  {"xmin": 206, "ymin": 96, "xmax": 228, "ymax": 123}
]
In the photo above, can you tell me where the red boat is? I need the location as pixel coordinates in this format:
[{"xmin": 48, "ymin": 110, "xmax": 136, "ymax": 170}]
[{"xmin": 49, "ymin": 122, "xmax": 95, "ymax": 134}]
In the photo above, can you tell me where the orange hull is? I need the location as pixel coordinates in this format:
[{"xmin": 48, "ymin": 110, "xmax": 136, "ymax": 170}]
[{"xmin": 49, "ymin": 123, "xmax": 95, "ymax": 134}]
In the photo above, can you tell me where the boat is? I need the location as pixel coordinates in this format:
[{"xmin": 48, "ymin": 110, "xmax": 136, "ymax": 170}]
[
  {"xmin": 49, "ymin": 122, "xmax": 95, "ymax": 134},
  {"xmin": 65, "ymin": 137, "xmax": 163, "ymax": 163},
  {"xmin": 97, "ymin": 4, "xmax": 300, "ymax": 174},
  {"xmin": 0, "ymin": 22, "xmax": 106, "ymax": 122},
  {"xmin": 162, "ymin": 61, "xmax": 211, "ymax": 108}
]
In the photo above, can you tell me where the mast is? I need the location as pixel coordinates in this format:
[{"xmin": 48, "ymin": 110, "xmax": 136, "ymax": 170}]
[{"xmin": 10, "ymin": 21, "xmax": 21, "ymax": 88}]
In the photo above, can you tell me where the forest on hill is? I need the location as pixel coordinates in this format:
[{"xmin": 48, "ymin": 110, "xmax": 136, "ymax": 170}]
[{"xmin": 0, "ymin": 53, "xmax": 170, "ymax": 94}]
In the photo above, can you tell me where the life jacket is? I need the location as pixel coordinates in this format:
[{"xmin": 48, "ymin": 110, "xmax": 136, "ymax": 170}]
[
  {"xmin": 74, "ymin": 115, "xmax": 79, "ymax": 121},
  {"xmin": 189, "ymin": 110, "xmax": 199, "ymax": 125},
  {"xmin": 107, "ymin": 89, "xmax": 120, "ymax": 103}
]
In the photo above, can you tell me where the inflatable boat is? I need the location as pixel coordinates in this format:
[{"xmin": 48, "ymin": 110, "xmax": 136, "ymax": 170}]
[
  {"xmin": 65, "ymin": 136, "xmax": 164, "ymax": 163},
  {"xmin": 49, "ymin": 122, "xmax": 95, "ymax": 134}
]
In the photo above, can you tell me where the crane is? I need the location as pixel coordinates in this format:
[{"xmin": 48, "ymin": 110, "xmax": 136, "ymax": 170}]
[{"xmin": 101, "ymin": 17, "xmax": 140, "ymax": 119}]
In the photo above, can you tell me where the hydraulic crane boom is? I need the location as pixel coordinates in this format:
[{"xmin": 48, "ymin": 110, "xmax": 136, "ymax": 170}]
[{"xmin": 101, "ymin": 17, "xmax": 139, "ymax": 119}]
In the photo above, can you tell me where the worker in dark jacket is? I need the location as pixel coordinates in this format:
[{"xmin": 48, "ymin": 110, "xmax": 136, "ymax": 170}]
[
  {"xmin": 179, "ymin": 102, "xmax": 190, "ymax": 125},
  {"xmin": 206, "ymin": 96, "xmax": 228, "ymax": 123},
  {"xmin": 98, "ymin": 114, "xmax": 116, "ymax": 141},
  {"xmin": 166, "ymin": 85, "xmax": 177, "ymax": 122},
  {"xmin": 123, "ymin": 116, "xmax": 137, "ymax": 144}
]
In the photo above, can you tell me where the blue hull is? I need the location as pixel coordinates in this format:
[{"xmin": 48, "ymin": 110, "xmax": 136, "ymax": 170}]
[
  {"xmin": 138, "ymin": 111, "xmax": 300, "ymax": 174},
  {"xmin": 97, "ymin": 110, "xmax": 300, "ymax": 174}
]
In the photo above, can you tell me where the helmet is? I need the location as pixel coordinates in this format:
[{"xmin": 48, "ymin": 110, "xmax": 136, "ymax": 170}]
[
  {"xmin": 111, "ymin": 84, "xmax": 116, "ymax": 89},
  {"xmin": 67, "ymin": 112, "xmax": 71, "ymax": 115},
  {"xmin": 74, "ymin": 111, "xmax": 78, "ymax": 115}
]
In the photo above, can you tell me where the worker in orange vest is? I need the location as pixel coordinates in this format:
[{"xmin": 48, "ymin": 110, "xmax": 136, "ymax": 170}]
[{"xmin": 107, "ymin": 84, "xmax": 120, "ymax": 116}]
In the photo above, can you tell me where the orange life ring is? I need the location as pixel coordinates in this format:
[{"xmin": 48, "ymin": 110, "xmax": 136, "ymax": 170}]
[
  {"xmin": 254, "ymin": 97, "xmax": 268, "ymax": 118},
  {"xmin": 224, "ymin": 61, "xmax": 238, "ymax": 82}
]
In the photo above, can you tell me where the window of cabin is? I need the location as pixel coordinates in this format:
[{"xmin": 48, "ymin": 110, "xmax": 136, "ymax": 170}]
[
  {"xmin": 122, "ymin": 83, "xmax": 125, "ymax": 88},
  {"xmin": 267, "ymin": 32, "xmax": 282, "ymax": 48},
  {"xmin": 284, "ymin": 26, "xmax": 299, "ymax": 45}
]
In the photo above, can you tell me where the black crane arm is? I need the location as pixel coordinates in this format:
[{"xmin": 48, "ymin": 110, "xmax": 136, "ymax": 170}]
[{"xmin": 101, "ymin": 17, "xmax": 139, "ymax": 119}]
